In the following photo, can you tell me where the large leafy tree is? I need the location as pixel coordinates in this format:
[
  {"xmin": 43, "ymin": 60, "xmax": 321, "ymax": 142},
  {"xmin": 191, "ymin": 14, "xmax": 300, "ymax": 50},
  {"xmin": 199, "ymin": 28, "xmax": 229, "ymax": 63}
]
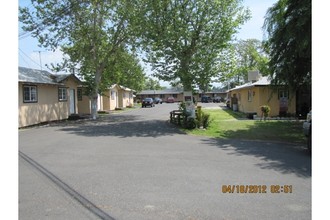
[
  {"xmin": 19, "ymin": 0, "xmax": 141, "ymax": 119},
  {"xmin": 217, "ymin": 39, "xmax": 269, "ymax": 87},
  {"xmin": 140, "ymin": 0, "xmax": 250, "ymax": 91},
  {"xmin": 263, "ymin": 0, "xmax": 311, "ymax": 91},
  {"xmin": 143, "ymin": 77, "xmax": 165, "ymax": 90},
  {"xmin": 107, "ymin": 47, "xmax": 146, "ymax": 92}
]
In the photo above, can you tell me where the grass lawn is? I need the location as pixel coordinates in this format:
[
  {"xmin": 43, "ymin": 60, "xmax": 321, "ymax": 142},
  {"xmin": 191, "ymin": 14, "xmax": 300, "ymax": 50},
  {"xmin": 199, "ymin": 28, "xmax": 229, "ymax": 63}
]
[{"xmin": 185, "ymin": 108, "xmax": 306, "ymax": 145}]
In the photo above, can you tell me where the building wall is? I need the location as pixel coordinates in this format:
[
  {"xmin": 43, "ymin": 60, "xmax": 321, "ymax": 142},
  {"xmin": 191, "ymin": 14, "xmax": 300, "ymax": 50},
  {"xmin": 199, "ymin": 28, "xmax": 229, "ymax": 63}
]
[
  {"xmin": 19, "ymin": 77, "xmax": 80, "ymax": 128},
  {"xmin": 109, "ymin": 87, "xmax": 119, "ymax": 110},
  {"xmin": 230, "ymin": 86, "xmax": 296, "ymax": 117},
  {"xmin": 258, "ymin": 87, "xmax": 296, "ymax": 117},
  {"xmin": 122, "ymin": 91, "xmax": 133, "ymax": 107},
  {"xmin": 118, "ymin": 89, "xmax": 124, "ymax": 108},
  {"xmin": 19, "ymin": 83, "xmax": 68, "ymax": 127},
  {"xmin": 78, "ymin": 95, "xmax": 91, "ymax": 114},
  {"xmin": 101, "ymin": 91, "xmax": 111, "ymax": 110},
  {"xmin": 78, "ymin": 85, "xmax": 133, "ymax": 112}
]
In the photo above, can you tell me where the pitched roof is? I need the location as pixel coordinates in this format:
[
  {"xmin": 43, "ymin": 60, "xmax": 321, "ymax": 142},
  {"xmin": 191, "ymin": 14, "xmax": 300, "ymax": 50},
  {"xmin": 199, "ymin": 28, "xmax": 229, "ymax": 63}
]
[
  {"xmin": 118, "ymin": 85, "xmax": 135, "ymax": 92},
  {"xmin": 18, "ymin": 67, "xmax": 81, "ymax": 85},
  {"xmin": 229, "ymin": 76, "xmax": 271, "ymax": 92},
  {"xmin": 109, "ymin": 84, "xmax": 135, "ymax": 92}
]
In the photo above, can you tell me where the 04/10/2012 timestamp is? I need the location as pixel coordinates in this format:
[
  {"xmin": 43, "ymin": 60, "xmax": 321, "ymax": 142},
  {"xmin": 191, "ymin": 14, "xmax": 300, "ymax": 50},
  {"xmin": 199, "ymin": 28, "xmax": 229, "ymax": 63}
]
[{"xmin": 222, "ymin": 185, "xmax": 293, "ymax": 194}]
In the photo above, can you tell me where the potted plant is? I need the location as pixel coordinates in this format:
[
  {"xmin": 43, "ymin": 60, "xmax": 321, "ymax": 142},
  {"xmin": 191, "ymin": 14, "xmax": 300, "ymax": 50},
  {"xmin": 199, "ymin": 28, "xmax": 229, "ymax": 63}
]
[{"xmin": 260, "ymin": 105, "xmax": 271, "ymax": 120}]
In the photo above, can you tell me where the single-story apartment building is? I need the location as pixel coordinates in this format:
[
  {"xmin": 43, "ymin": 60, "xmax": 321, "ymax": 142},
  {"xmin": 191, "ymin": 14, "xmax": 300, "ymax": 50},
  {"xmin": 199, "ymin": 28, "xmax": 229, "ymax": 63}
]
[
  {"xmin": 18, "ymin": 66, "xmax": 82, "ymax": 128},
  {"xmin": 136, "ymin": 88, "xmax": 184, "ymax": 102},
  {"xmin": 227, "ymin": 75, "xmax": 296, "ymax": 117},
  {"xmin": 136, "ymin": 88, "xmax": 227, "ymax": 102},
  {"xmin": 77, "ymin": 84, "xmax": 135, "ymax": 114}
]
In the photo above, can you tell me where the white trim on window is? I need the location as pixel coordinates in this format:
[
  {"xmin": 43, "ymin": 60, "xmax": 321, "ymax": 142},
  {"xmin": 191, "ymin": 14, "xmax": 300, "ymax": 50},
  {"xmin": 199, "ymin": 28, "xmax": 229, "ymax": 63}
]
[
  {"xmin": 23, "ymin": 85, "xmax": 38, "ymax": 103},
  {"xmin": 58, "ymin": 87, "xmax": 67, "ymax": 101}
]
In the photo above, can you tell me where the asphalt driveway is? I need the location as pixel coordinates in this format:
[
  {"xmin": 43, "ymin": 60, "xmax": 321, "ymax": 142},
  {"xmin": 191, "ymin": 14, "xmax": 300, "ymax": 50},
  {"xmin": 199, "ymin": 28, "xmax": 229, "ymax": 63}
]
[{"xmin": 19, "ymin": 103, "xmax": 311, "ymax": 220}]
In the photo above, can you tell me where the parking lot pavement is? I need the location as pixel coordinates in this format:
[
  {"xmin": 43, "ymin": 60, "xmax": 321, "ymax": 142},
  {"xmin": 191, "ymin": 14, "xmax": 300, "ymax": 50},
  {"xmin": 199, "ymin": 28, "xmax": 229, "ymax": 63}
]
[
  {"xmin": 19, "ymin": 152, "xmax": 102, "ymax": 220},
  {"xmin": 19, "ymin": 103, "xmax": 311, "ymax": 220}
]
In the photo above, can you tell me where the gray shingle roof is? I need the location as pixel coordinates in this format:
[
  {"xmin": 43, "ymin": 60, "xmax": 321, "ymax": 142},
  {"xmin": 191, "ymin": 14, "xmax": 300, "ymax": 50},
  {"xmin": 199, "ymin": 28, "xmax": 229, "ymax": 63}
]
[
  {"xmin": 229, "ymin": 76, "xmax": 271, "ymax": 91},
  {"xmin": 18, "ymin": 67, "xmax": 80, "ymax": 85}
]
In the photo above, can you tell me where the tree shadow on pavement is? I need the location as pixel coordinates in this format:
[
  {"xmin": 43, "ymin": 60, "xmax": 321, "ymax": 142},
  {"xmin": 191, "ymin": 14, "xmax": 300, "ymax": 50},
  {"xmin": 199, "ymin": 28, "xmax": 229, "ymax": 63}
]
[
  {"xmin": 201, "ymin": 138, "xmax": 311, "ymax": 178},
  {"xmin": 55, "ymin": 114, "xmax": 186, "ymax": 138}
]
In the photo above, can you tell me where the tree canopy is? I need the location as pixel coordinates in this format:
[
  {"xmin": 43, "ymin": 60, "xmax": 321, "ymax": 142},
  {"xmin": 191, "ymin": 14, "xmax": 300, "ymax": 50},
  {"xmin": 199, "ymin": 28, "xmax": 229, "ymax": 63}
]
[
  {"xmin": 217, "ymin": 39, "xmax": 269, "ymax": 87},
  {"xmin": 106, "ymin": 47, "xmax": 146, "ymax": 93},
  {"xmin": 143, "ymin": 77, "xmax": 165, "ymax": 90},
  {"xmin": 263, "ymin": 0, "xmax": 311, "ymax": 90},
  {"xmin": 139, "ymin": 0, "xmax": 251, "ymax": 91}
]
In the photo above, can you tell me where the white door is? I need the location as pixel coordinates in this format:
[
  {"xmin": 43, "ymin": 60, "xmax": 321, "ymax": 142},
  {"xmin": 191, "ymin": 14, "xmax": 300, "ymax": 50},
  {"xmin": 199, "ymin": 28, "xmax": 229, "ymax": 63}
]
[
  {"xmin": 69, "ymin": 89, "xmax": 75, "ymax": 114},
  {"xmin": 116, "ymin": 92, "xmax": 119, "ymax": 108}
]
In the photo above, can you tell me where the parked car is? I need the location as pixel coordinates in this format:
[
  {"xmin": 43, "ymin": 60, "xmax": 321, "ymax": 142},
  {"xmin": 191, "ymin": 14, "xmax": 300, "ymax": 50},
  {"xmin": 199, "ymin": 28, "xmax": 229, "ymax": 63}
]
[
  {"xmin": 201, "ymin": 96, "xmax": 212, "ymax": 103},
  {"xmin": 166, "ymin": 97, "xmax": 175, "ymax": 103},
  {"xmin": 303, "ymin": 110, "xmax": 311, "ymax": 152},
  {"xmin": 142, "ymin": 98, "xmax": 155, "ymax": 108},
  {"xmin": 212, "ymin": 96, "xmax": 222, "ymax": 103},
  {"xmin": 154, "ymin": 98, "xmax": 163, "ymax": 104}
]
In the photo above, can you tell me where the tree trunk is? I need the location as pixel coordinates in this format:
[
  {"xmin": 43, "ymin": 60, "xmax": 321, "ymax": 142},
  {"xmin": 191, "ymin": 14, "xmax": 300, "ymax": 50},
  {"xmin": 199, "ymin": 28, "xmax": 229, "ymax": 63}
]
[
  {"xmin": 90, "ymin": 68, "xmax": 102, "ymax": 120},
  {"xmin": 91, "ymin": 93, "xmax": 98, "ymax": 120}
]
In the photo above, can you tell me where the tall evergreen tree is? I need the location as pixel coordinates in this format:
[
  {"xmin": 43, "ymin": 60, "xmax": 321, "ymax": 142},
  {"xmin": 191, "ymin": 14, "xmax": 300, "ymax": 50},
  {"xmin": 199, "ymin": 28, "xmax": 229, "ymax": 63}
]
[{"xmin": 263, "ymin": 0, "xmax": 311, "ymax": 91}]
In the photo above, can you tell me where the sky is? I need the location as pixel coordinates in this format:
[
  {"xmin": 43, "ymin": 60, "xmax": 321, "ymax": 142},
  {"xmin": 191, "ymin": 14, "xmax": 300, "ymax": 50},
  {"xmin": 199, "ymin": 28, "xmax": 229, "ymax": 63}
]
[{"xmin": 18, "ymin": 0, "xmax": 278, "ymax": 80}]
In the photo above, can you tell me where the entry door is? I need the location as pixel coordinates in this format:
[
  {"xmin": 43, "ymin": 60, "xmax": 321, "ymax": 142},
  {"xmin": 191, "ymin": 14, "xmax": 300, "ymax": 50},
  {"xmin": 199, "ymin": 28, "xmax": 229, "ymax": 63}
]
[{"xmin": 69, "ymin": 89, "xmax": 75, "ymax": 114}]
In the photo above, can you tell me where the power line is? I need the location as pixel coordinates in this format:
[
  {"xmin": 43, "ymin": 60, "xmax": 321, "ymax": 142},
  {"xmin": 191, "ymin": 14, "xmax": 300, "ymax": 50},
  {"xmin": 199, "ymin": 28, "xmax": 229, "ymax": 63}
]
[
  {"xmin": 18, "ymin": 48, "xmax": 42, "ymax": 69},
  {"xmin": 19, "ymin": 31, "xmax": 32, "ymax": 40},
  {"xmin": 18, "ymin": 53, "xmax": 31, "ymax": 68}
]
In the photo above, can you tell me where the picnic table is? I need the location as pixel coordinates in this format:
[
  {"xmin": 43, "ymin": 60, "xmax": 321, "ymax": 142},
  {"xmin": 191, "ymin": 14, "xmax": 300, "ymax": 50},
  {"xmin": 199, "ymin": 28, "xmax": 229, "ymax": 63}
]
[
  {"xmin": 170, "ymin": 110, "xmax": 184, "ymax": 126},
  {"xmin": 170, "ymin": 109, "xmax": 197, "ymax": 129}
]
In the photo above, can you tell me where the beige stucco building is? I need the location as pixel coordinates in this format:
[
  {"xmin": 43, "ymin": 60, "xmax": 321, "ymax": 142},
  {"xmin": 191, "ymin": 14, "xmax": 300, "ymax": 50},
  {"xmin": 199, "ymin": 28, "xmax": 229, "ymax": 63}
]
[
  {"xmin": 77, "ymin": 84, "xmax": 135, "ymax": 114},
  {"xmin": 227, "ymin": 76, "xmax": 296, "ymax": 117},
  {"xmin": 18, "ymin": 67, "xmax": 82, "ymax": 128}
]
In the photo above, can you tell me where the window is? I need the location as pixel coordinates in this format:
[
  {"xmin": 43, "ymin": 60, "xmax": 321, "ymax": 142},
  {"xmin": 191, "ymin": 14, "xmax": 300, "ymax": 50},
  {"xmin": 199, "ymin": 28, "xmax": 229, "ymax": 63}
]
[
  {"xmin": 248, "ymin": 90, "xmax": 252, "ymax": 102},
  {"xmin": 58, "ymin": 87, "xmax": 67, "ymax": 101},
  {"xmin": 173, "ymin": 94, "xmax": 177, "ymax": 98},
  {"xmin": 77, "ymin": 88, "xmax": 83, "ymax": 101},
  {"xmin": 23, "ymin": 85, "xmax": 37, "ymax": 103},
  {"xmin": 278, "ymin": 90, "xmax": 289, "ymax": 99}
]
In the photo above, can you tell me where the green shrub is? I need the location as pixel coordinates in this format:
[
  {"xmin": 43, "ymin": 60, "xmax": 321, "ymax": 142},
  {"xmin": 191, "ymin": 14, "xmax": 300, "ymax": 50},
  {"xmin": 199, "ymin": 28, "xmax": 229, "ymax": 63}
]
[
  {"xmin": 196, "ymin": 107, "xmax": 212, "ymax": 129},
  {"xmin": 260, "ymin": 105, "xmax": 271, "ymax": 118},
  {"xmin": 201, "ymin": 111, "xmax": 212, "ymax": 128}
]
